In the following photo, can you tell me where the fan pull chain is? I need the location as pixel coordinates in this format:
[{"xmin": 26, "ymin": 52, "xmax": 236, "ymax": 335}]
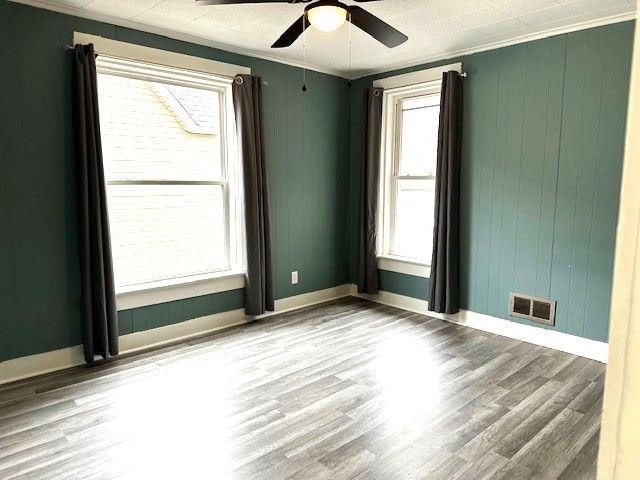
[
  {"xmin": 302, "ymin": 14, "xmax": 308, "ymax": 93},
  {"xmin": 348, "ymin": 11, "xmax": 353, "ymax": 78}
]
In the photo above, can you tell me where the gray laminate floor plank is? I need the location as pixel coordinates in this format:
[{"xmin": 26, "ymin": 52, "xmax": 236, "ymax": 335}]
[{"xmin": 0, "ymin": 298, "xmax": 604, "ymax": 479}]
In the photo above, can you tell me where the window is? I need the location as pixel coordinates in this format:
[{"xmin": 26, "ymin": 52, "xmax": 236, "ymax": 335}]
[
  {"xmin": 96, "ymin": 55, "xmax": 243, "ymax": 293},
  {"xmin": 379, "ymin": 81, "xmax": 441, "ymax": 268}
]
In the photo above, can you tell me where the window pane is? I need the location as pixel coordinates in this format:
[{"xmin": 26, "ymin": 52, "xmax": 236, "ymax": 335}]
[
  {"xmin": 107, "ymin": 184, "xmax": 227, "ymax": 288},
  {"xmin": 98, "ymin": 73, "xmax": 222, "ymax": 182},
  {"xmin": 398, "ymin": 97, "xmax": 440, "ymax": 176},
  {"xmin": 392, "ymin": 179, "xmax": 435, "ymax": 262}
]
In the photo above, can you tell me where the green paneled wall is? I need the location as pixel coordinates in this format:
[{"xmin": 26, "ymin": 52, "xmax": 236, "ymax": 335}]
[
  {"xmin": 117, "ymin": 290, "xmax": 244, "ymax": 336},
  {"xmin": 378, "ymin": 271, "xmax": 428, "ymax": 301},
  {"xmin": 0, "ymin": 1, "xmax": 350, "ymax": 362},
  {"xmin": 349, "ymin": 22, "xmax": 634, "ymax": 342},
  {"xmin": 0, "ymin": 0, "xmax": 633, "ymax": 364}
]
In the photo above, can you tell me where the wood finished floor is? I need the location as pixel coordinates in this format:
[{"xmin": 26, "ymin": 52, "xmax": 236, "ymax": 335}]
[{"xmin": 0, "ymin": 298, "xmax": 605, "ymax": 480}]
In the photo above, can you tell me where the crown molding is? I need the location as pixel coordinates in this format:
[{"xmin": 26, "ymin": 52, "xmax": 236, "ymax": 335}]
[
  {"xmin": 352, "ymin": 11, "xmax": 636, "ymax": 79},
  {"xmin": 7, "ymin": 0, "xmax": 636, "ymax": 81},
  {"xmin": 6, "ymin": 0, "xmax": 347, "ymax": 78}
]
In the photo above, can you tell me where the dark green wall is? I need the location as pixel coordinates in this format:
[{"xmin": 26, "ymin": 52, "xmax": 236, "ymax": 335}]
[
  {"xmin": 0, "ymin": 1, "xmax": 350, "ymax": 362},
  {"xmin": 0, "ymin": 1, "xmax": 633, "ymax": 363},
  {"xmin": 349, "ymin": 22, "xmax": 635, "ymax": 342},
  {"xmin": 117, "ymin": 290, "xmax": 245, "ymax": 336}
]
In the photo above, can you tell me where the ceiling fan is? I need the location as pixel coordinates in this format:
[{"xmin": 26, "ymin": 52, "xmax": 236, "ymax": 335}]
[{"xmin": 196, "ymin": 0, "xmax": 408, "ymax": 49}]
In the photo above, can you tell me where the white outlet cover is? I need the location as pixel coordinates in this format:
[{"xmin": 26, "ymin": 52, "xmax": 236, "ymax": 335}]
[{"xmin": 291, "ymin": 271, "xmax": 298, "ymax": 285}]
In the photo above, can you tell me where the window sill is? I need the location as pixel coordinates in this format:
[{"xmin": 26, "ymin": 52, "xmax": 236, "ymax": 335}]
[
  {"xmin": 378, "ymin": 256, "xmax": 430, "ymax": 278},
  {"xmin": 116, "ymin": 271, "xmax": 245, "ymax": 311}
]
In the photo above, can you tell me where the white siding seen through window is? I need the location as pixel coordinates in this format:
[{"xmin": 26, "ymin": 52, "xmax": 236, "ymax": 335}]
[{"xmin": 96, "ymin": 57, "xmax": 240, "ymax": 291}]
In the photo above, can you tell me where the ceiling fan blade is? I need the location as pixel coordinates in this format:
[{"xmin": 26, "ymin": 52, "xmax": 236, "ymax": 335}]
[
  {"xmin": 272, "ymin": 14, "xmax": 309, "ymax": 48},
  {"xmin": 347, "ymin": 6, "xmax": 408, "ymax": 48},
  {"xmin": 196, "ymin": 0, "xmax": 296, "ymax": 5}
]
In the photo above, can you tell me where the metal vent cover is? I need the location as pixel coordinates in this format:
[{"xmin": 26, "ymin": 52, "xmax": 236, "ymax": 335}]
[{"xmin": 509, "ymin": 293, "xmax": 556, "ymax": 326}]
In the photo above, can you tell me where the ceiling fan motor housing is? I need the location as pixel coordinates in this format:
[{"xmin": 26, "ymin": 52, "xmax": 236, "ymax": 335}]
[
  {"xmin": 196, "ymin": 0, "xmax": 408, "ymax": 49},
  {"xmin": 303, "ymin": 0, "xmax": 348, "ymax": 12}
]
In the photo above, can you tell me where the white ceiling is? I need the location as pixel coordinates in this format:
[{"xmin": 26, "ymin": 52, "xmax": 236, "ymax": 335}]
[{"xmin": 14, "ymin": 0, "xmax": 637, "ymax": 77}]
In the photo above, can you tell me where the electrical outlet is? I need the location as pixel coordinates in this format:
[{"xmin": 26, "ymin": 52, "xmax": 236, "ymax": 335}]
[{"xmin": 291, "ymin": 271, "xmax": 298, "ymax": 285}]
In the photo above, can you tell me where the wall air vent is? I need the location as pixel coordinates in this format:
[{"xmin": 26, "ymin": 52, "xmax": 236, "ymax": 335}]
[{"xmin": 509, "ymin": 293, "xmax": 556, "ymax": 326}]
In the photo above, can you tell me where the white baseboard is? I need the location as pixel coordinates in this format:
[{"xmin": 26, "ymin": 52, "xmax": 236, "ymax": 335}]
[
  {"xmin": 351, "ymin": 285, "xmax": 609, "ymax": 363},
  {"xmin": 262, "ymin": 284, "xmax": 353, "ymax": 317},
  {"xmin": 117, "ymin": 308, "xmax": 247, "ymax": 355},
  {"xmin": 0, "ymin": 284, "xmax": 352, "ymax": 385},
  {"xmin": 0, "ymin": 309, "xmax": 249, "ymax": 386},
  {"xmin": 0, "ymin": 346, "xmax": 87, "ymax": 387},
  {"xmin": 1, "ymin": 282, "xmax": 608, "ymax": 385}
]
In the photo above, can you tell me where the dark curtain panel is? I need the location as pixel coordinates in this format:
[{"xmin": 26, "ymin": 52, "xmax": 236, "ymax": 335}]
[
  {"xmin": 429, "ymin": 71, "xmax": 464, "ymax": 314},
  {"xmin": 232, "ymin": 74, "xmax": 274, "ymax": 316},
  {"xmin": 72, "ymin": 44, "xmax": 119, "ymax": 364},
  {"xmin": 358, "ymin": 87, "xmax": 384, "ymax": 294}
]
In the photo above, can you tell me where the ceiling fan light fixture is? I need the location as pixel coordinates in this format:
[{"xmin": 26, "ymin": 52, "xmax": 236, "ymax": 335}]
[{"xmin": 307, "ymin": 5, "xmax": 347, "ymax": 33}]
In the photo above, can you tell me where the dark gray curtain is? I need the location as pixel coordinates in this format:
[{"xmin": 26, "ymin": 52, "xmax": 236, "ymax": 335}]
[
  {"xmin": 429, "ymin": 71, "xmax": 463, "ymax": 314},
  {"xmin": 358, "ymin": 87, "xmax": 384, "ymax": 294},
  {"xmin": 72, "ymin": 44, "xmax": 119, "ymax": 364},
  {"xmin": 232, "ymin": 74, "xmax": 274, "ymax": 316}
]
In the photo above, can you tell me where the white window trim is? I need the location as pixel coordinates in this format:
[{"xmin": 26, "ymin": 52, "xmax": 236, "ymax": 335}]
[
  {"xmin": 116, "ymin": 271, "xmax": 245, "ymax": 311},
  {"xmin": 378, "ymin": 255, "xmax": 430, "ymax": 278},
  {"xmin": 77, "ymin": 32, "xmax": 251, "ymax": 309},
  {"xmin": 373, "ymin": 62, "xmax": 462, "ymax": 90},
  {"xmin": 73, "ymin": 32, "xmax": 250, "ymax": 77},
  {"xmin": 375, "ymin": 63, "xmax": 461, "ymax": 278}
]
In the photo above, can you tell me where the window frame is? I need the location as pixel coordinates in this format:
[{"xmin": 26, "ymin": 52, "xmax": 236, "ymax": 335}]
[
  {"xmin": 375, "ymin": 63, "xmax": 461, "ymax": 278},
  {"xmin": 98, "ymin": 63, "xmax": 236, "ymax": 285},
  {"xmin": 75, "ymin": 32, "xmax": 251, "ymax": 310},
  {"xmin": 387, "ymin": 90, "xmax": 440, "ymax": 262},
  {"xmin": 378, "ymin": 82, "xmax": 441, "ymax": 274}
]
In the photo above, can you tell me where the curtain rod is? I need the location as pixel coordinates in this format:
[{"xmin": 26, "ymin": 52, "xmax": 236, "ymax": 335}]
[
  {"xmin": 66, "ymin": 44, "xmax": 270, "ymax": 85},
  {"xmin": 65, "ymin": 45, "xmax": 462, "ymax": 82}
]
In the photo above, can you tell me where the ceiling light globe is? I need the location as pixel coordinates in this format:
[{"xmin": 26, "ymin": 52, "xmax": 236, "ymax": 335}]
[{"xmin": 307, "ymin": 6, "xmax": 347, "ymax": 33}]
